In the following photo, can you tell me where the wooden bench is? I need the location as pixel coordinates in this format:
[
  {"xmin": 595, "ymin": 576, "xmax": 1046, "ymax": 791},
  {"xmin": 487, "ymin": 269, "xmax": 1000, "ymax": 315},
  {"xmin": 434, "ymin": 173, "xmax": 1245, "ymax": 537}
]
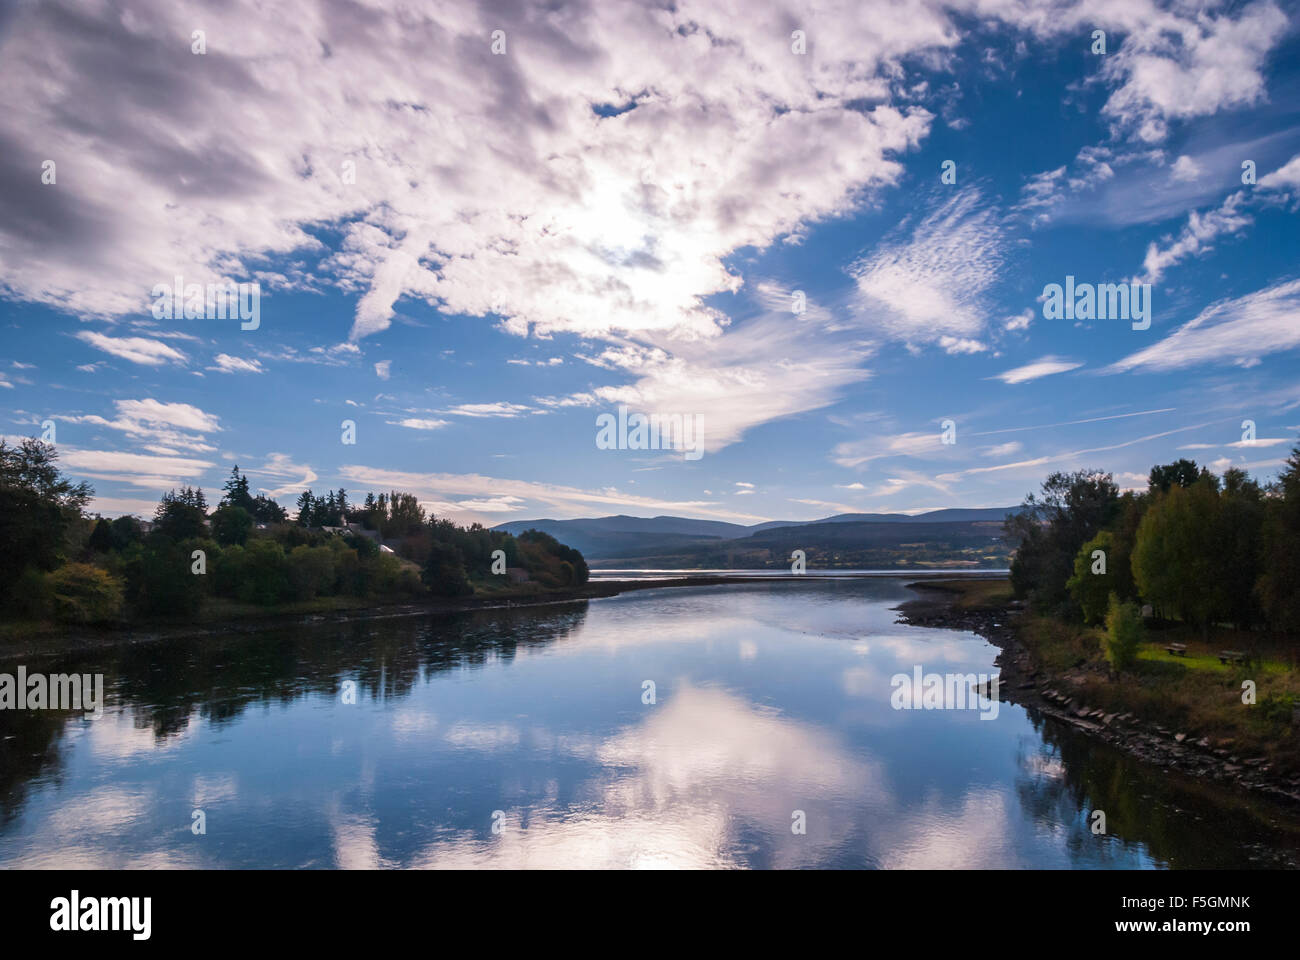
[
  {"xmin": 1165, "ymin": 642, "xmax": 1187, "ymax": 656},
  {"xmin": 1218, "ymin": 650, "xmax": 1248, "ymax": 665}
]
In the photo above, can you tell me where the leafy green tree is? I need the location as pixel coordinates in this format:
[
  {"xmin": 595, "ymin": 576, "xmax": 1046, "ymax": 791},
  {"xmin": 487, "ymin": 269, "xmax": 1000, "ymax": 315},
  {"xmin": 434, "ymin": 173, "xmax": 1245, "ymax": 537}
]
[
  {"xmin": 555, "ymin": 542, "xmax": 589, "ymax": 585},
  {"xmin": 423, "ymin": 542, "xmax": 472, "ymax": 597},
  {"xmin": 238, "ymin": 539, "xmax": 290, "ymax": 605},
  {"xmin": 388, "ymin": 492, "xmax": 425, "ymax": 537},
  {"xmin": 1067, "ymin": 531, "xmax": 1116, "ymax": 624},
  {"xmin": 296, "ymin": 490, "xmax": 315, "ymax": 526},
  {"xmin": 210, "ymin": 504, "xmax": 254, "ymax": 546},
  {"xmin": 369, "ymin": 493, "xmax": 388, "ymax": 535},
  {"xmin": 250, "ymin": 494, "xmax": 287, "ymax": 524},
  {"xmin": 87, "ymin": 517, "xmax": 114, "ymax": 553},
  {"xmin": 212, "ymin": 544, "xmax": 246, "ymax": 598},
  {"xmin": 221, "ymin": 465, "xmax": 254, "ymax": 513},
  {"xmin": 123, "ymin": 541, "xmax": 205, "ymax": 617},
  {"xmin": 1258, "ymin": 445, "xmax": 1300, "ymax": 631},
  {"xmin": 109, "ymin": 515, "xmax": 143, "ymax": 551},
  {"xmin": 154, "ymin": 487, "xmax": 208, "ymax": 541},
  {"xmin": 1132, "ymin": 479, "xmax": 1222, "ymax": 626},
  {"xmin": 0, "ymin": 439, "xmax": 92, "ymax": 604},
  {"xmin": 1148, "ymin": 459, "xmax": 1205, "ymax": 494},
  {"xmin": 287, "ymin": 545, "xmax": 336, "ymax": 600},
  {"xmin": 9, "ymin": 568, "xmax": 53, "ymax": 619},
  {"xmin": 1215, "ymin": 468, "xmax": 1264, "ymax": 628},
  {"xmin": 1103, "ymin": 593, "xmax": 1143, "ymax": 673},
  {"xmin": 1107, "ymin": 491, "xmax": 1145, "ymax": 601},
  {"xmin": 1005, "ymin": 470, "xmax": 1119, "ymax": 611}
]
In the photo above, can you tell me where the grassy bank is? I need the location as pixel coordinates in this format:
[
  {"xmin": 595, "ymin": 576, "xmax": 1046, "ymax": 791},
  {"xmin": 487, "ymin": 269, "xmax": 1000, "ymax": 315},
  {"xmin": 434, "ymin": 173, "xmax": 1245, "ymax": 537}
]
[
  {"xmin": 911, "ymin": 577, "xmax": 1300, "ymax": 773},
  {"xmin": 908, "ymin": 576, "xmax": 1014, "ymax": 611},
  {"xmin": 1018, "ymin": 614, "xmax": 1299, "ymax": 767}
]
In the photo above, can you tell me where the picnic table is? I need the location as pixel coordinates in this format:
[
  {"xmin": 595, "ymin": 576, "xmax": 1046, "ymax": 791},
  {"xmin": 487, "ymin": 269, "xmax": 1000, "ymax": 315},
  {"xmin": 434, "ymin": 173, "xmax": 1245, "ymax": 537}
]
[
  {"xmin": 1164, "ymin": 642, "xmax": 1187, "ymax": 656},
  {"xmin": 1218, "ymin": 650, "xmax": 1248, "ymax": 665}
]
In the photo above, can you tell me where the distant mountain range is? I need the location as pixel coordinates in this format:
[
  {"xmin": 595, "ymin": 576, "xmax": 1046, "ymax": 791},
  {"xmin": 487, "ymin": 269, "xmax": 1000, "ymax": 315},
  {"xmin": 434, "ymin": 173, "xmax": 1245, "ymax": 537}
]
[{"xmin": 493, "ymin": 507, "xmax": 1020, "ymax": 568}]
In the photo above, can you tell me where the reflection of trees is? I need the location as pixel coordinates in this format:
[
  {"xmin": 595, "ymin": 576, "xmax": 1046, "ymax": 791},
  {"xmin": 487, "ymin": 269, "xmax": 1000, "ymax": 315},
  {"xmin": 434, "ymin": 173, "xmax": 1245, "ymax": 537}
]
[
  {"xmin": 1013, "ymin": 705, "xmax": 1300, "ymax": 868},
  {"xmin": 0, "ymin": 603, "xmax": 589, "ymax": 820},
  {"xmin": 0, "ymin": 707, "xmax": 74, "ymax": 828}
]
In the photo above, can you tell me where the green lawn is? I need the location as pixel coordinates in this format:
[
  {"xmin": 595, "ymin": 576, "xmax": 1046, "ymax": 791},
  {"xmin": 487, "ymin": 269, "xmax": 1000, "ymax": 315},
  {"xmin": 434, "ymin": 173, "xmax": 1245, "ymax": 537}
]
[
  {"xmin": 1017, "ymin": 612, "xmax": 1300, "ymax": 768},
  {"xmin": 1137, "ymin": 644, "xmax": 1289, "ymax": 675}
]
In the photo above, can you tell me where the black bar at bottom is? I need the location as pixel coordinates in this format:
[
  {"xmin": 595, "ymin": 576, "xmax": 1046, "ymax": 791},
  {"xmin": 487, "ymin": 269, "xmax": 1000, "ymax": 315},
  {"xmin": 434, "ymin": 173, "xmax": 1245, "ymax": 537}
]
[{"xmin": 0, "ymin": 868, "xmax": 1281, "ymax": 946}]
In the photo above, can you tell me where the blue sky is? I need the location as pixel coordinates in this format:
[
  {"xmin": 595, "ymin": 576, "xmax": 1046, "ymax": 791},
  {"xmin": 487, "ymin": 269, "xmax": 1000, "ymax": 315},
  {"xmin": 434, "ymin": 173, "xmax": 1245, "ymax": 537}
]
[{"xmin": 1, "ymin": 0, "xmax": 1298, "ymax": 525}]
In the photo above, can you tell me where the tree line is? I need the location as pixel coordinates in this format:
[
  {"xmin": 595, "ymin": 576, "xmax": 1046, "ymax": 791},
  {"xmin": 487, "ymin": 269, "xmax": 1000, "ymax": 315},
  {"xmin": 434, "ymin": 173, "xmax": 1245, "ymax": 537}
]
[
  {"xmin": 0, "ymin": 443, "xmax": 588, "ymax": 625},
  {"xmin": 1005, "ymin": 444, "xmax": 1300, "ymax": 664}
]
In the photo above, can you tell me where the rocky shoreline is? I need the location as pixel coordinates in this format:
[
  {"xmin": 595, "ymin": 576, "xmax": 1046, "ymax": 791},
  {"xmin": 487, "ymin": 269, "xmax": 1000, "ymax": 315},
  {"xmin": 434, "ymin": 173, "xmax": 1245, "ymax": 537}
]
[{"xmin": 896, "ymin": 582, "xmax": 1300, "ymax": 811}]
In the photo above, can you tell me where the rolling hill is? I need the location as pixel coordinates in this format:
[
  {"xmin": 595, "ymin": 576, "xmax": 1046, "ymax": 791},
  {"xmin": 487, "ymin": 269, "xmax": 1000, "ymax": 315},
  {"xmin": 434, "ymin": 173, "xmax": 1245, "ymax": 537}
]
[{"xmin": 493, "ymin": 507, "xmax": 1019, "ymax": 568}]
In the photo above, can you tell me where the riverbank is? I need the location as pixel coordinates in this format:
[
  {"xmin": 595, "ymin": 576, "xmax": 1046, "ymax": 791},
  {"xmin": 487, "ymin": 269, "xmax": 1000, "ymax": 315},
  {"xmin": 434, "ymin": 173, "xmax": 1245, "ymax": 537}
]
[
  {"xmin": 0, "ymin": 574, "xmax": 836, "ymax": 659},
  {"xmin": 896, "ymin": 577, "xmax": 1300, "ymax": 809}
]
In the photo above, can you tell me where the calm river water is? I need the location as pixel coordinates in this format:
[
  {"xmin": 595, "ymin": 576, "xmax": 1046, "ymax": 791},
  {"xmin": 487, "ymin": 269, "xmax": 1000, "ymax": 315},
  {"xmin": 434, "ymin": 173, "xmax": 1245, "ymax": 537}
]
[{"xmin": 2, "ymin": 578, "xmax": 1297, "ymax": 868}]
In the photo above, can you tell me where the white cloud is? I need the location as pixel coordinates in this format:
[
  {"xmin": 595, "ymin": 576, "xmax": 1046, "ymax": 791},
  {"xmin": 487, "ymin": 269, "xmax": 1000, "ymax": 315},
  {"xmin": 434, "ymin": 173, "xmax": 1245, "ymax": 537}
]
[
  {"xmin": 244, "ymin": 453, "xmax": 318, "ymax": 498},
  {"xmin": 990, "ymin": 356, "xmax": 1083, "ymax": 384},
  {"xmin": 115, "ymin": 399, "xmax": 219, "ymax": 433},
  {"xmin": 1139, "ymin": 191, "xmax": 1251, "ymax": 284},
  {"xmin": 55, "ymin": 398, "xmax": 221, "ymax": 453},
  {"xmin": 580, "ymin": 308, "xmax": 874, "ymax": 454},
  {"xmin": 389, "ymin": 418, "xmax": 450, "ymax": 431},
  {"xmin": 441, "ymin": 403, "xmax": 531, "ymax": 419},
  {"xmin": 936, "ymin": 422, "xmax": 1212, "ymax": 483},
  {"xmin": 851, "ymin": 190, "xmax": 1006, "ymax": 346},
  {"xmin": 0, "ymin": 0, "xmax": 942, "ymax": 347},
  {"xmin": 1169, "ymin": 155, "xmax": 1202, "ymax": 182},
  {"xmin": 85, "ymin": 496, "xmax": 167, "ymax": 518},
  {"xmin": 1109, "ymin": 279, "xmax": 1300, "ymax": 373},
  {"xmin": 1015, "ymin": 146, "xmax": 1118, "ymax": 223},
  {"xmin": 1003, "ymin": 309, "xmax": 1033, "ymax": 332},
  {"xmin": 832, "ymin": 430, "xmax": 950, "ymax": 469},
  {"xmin": 1227, "ymin": 437, "xmax": 1290, "ymax": 449},
  {"xmin": 74, "ymin": 332, "xmax": 187, "ymax": 367},
  {"xmin": 59, "ymin": 448, "xmax": 216, "ymax": 490},
  {"xmin": 1259, "ymin": 154, "xmax": 1300, "ymax": 191},
  {"xmin": 857, "ymin": 470, "xmax": 954, "ymax": 499},
  {"xmin": 374, "ymin": 360, "xmax": 391, "ymax": 381},
  {"xmin": 938, "ymin": 336, "xmax": 987, "ymax": 355},
  {"xmin": 209, "ymin": 354, "xmax": 264, "ymax": 374},
  {"xmin": 788, "ymin": 497, "xmax": 861, "ymax": 513},
  {"xmin": 1095, "ymin": 1, "xmax": 1288, "ymax": 143},
  {"xmin": 1017, "ymin": 166, "xmax": 1067, "ymax": 213},
  {"xmin": 2, "ymin": 0, "xmax": 1284, "ymax": 352},
  {"xmin": 426, "ymin": 496, "xmax": 527, "ymax": 515},
  {"xmin": 337, "ymin": 465, "xmax": 768, "ymax": 526}
]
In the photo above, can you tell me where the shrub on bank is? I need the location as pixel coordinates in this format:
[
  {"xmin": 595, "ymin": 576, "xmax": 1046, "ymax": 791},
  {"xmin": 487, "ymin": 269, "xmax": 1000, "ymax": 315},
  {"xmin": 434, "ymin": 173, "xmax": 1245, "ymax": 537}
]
[
  {"xmin": 48, "ymin": 562, "xmax": 124, "ymax": 624},
  {"xmin": 287, "ymin": 544, "xmax": 336, "ymax": 601},
  {"xmin": 1103, "ymin": 593, "xmax": 1143, "ymax": 673}
]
